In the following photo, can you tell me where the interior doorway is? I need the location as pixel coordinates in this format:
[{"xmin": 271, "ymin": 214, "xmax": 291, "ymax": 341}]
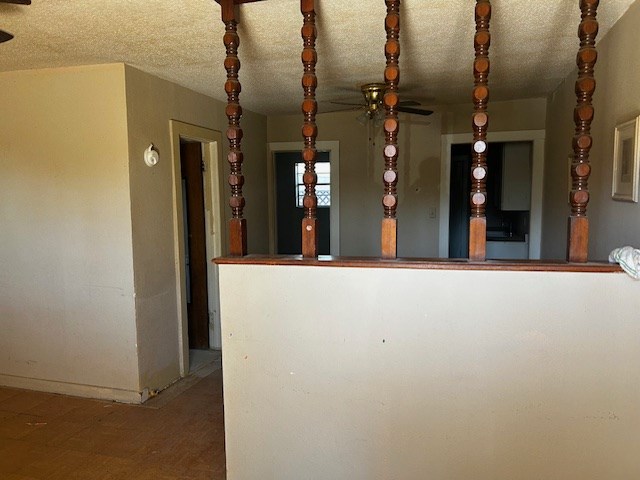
[
  {"xmin": 274, "ymin": 151, "xmax": 331, "ymax": 254},
  {"xmin": 170, "ymin": 120, "xmax": 224, "ymax": 377},
  {"xmin": 448, "ymin": 144, "xmax": 473, "ymax": 258},
  {"xmin": 448, "ymin": 141, "xmax": 532, "ymax": 260},
  {"xmin": 180, "ymin": 141, "xmax": 210, "ymax": 349},
  {"xmin": 439, "ymin": 130, "xmax": 545, "ymax": 259},
  {"xmin": 267, "ymin": 141, "xmax": 341, "ymax": 256}
]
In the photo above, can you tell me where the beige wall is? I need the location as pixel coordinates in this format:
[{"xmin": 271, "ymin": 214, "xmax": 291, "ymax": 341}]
[
  {"xmin": 0, "ymin": 65, "xmax": 140, "ymax": 401},
  {"xmin": 543, "ymin": 0, "xmax": 640, "ymax": 260},
  {"xmin": 220, "ymin": 264, "xmax": 639, "ymax": 479},
  {"xmin": 443, "ymin": 97, "xmax": 547, "ymax": 135},
  {"xmin": 269, "ymin": 110, "xmax": 442, "ymax": 257},
  {"xmin": 268, "ymin": 98, "xmax": 546, "ymax": 257},
  {"xmin": 124, "ymin": 66, "xmax": 268, "ymax": 391},
  {"xmin": 0, "ymin": 63, "xmax": 269, "ymax": 401}
]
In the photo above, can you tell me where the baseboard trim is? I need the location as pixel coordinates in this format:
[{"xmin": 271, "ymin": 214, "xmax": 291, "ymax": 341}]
[{"xmin": 0, "ymin": 373, "xmax": 143, "ymax": 404}]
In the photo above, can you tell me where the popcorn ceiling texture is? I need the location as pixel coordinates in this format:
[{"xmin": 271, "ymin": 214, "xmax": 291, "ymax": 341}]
[{"xmin": 0, "ymin": 0, "xmax": 635, "ymax": 115}]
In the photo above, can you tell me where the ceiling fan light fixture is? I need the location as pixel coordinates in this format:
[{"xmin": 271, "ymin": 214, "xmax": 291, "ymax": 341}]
[{"xmin": 355, "ymin": 111, "xmax": 369, "ymax": 126}]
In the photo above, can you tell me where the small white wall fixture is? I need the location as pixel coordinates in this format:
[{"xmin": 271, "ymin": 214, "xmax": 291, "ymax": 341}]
[
  {"xmin": 439, "ymin": 130, "xmax": 545, "ymax": 259},
  {"xmin": 170, "ymin": 120, "xmax": 224, "ymax": 376},
  {"xmin": 267, "ymin": 141, "xmax": 341, "ymax": 256},
  {"xmin": 144, "ymin": 144, "xmax": 160, "ymax": 167}
]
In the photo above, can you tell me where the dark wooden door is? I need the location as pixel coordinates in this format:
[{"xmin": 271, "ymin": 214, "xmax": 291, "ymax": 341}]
[
  {"xmin": 275, "ymin": 151, "xmax": 330, "ymax": 255},
  {"xmin": 181, "ymin": 141, "xmax": 209, "ymax": 350},
  {"xmin": 449, "ymin": 144, "xmax": 471, "ymax": 258}
]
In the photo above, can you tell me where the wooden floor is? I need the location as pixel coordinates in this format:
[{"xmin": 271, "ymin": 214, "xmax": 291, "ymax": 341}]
[{"xmin": 0, "ymin": 368, "xmax": 225, "ymax": 479}]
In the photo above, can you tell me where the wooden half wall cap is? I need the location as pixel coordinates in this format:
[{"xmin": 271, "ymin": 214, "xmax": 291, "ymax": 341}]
[
  {"xmin": 214, "ymin": 0, "xmax": 265, "ymax": 4},
  {"xmin": 215, "ymin": 0, "xmax": 264, "ymax": 20}
]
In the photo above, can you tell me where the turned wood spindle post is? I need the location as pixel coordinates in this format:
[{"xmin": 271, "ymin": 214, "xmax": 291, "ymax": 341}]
[
  {"xmin": 567, "ymin": 0, "xmax": 599, "ymax": 263},
  {"xmin": 381, "ymin": 0, "xmax": 401, "ymax": 259},
  {"xmin": 220, "ymin": 0, "xmax": 247, "ymax": 256},
  {"xmin": 300, "ymin": 0, "xmax": 319, "ymax": 258},
  {"xmin": 469, "ymin": 0, "xmax": 491, "ymax": 261}
]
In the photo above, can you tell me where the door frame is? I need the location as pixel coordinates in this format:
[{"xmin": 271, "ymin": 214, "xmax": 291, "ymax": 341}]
[
  {"xmin": 439, "ymin": 129, "xmax": 545, "ymax": 259},
  {"xmin": 170, "ymin": 120, "xmax": 224, "ymax": 377},
  {"xmin": 267, "ymin": 141, "xmax": 340, "ymax": 256}
]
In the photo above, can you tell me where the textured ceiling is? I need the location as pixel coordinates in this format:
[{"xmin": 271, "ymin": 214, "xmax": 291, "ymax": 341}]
[{"xmin": 0, "ymin": 0, "xmax": 636, "ymax": 115}]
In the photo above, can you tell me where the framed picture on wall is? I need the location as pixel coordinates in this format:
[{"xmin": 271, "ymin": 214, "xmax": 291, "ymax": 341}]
[{"xmin": 612, "ymin": 116, "xmax": 640, "ymax": 202}]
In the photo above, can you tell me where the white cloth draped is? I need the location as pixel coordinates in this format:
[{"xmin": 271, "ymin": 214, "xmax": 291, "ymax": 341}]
[{"xmin": 609, "ymin": 246, "xmax": 640, "ymax": 280}]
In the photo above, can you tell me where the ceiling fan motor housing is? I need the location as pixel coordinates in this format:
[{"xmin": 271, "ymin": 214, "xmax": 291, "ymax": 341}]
[{"xmin": 361, "ymin": 83, "xmax": 386, "ymax": 117}]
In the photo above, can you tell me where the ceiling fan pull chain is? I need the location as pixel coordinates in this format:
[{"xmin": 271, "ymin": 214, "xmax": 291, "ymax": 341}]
[
  {"xmin": 300, "ymin": 0, "xmax": 319, "ymax": 258},
  {"xmin": 381, "ymin": 0, "xmax": 401, "ymax": 259},
  {"xmin": 469, "ymin": 0, "xmax": 491, "ymax": 261}
]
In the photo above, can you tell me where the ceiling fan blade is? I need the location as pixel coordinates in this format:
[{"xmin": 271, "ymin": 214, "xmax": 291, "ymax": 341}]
[
  {"xmin": 327, "ymin": 106, "xmax": 363, "ymax": 114},
  {"xmin": 329, "ymin": 101, "xmax": 363, "ymax": 107},
  {"xmin": 398, "ymin": 100, "xmax": 421, "ymax": 107},
  {"xmin": 0, "ymin": 0, "xmax": 30, "ymax": 44},
  {"xmin": 0, "ymin": 30, "xmax": 14, "ymax": 43},
  {"xmin": 397, "ymin": 106, "xmax": 434, "ymax": 116}
]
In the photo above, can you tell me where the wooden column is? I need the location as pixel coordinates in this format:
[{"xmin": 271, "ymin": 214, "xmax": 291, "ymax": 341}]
[
  {"xmin": 381, "ymin": 0, "xmax": 401, "ymax": 259},
  {"xmin": 567, "ymin": 0, "xmax": 599, "ymax": 263},
  {"xmin": 300, "ymin": 0, "xmax": 319, "ymax": 258},
  {"xmin": 469, "ymin": 0, "xmax": 491, "ymax": 261},
  {"xmin": 220, "ymin": 0, "xmax": 247, "ymax": 256}
]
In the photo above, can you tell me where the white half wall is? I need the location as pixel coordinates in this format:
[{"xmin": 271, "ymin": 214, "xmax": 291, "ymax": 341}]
[{"xmin": 219, "ymin": 264, "xmax": 639, "ymax": 480}]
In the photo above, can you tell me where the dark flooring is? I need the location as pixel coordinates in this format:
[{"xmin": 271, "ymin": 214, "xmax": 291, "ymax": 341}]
[{"xmin": 0, "ymin": 367, "xmax": 225, "ymax": 479}]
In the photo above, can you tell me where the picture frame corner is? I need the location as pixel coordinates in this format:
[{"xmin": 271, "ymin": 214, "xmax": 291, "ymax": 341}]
[{"xmin": 611, "ymin": 115, "xmax": 640, "ymax": 203}]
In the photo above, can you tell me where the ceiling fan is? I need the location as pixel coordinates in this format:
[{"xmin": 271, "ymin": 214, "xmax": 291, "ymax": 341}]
[
  {"xmin": 0, "ymin": 0, "xmax": 31, "ymax": 44},
  {"xmin": 331, "ymin": 83, "xmax": 434, "ymax": 121}
]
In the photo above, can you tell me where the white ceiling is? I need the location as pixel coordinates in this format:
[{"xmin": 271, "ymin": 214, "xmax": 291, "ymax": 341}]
[{"xmin": 0, "ymin": 0, "xmax": 636, "ymax": 115}]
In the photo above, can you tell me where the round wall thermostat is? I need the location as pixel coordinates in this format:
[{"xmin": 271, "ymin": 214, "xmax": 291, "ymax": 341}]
[{"xmin": 144, "ymin": 144, "xmax": 159, "ymax": 167}]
